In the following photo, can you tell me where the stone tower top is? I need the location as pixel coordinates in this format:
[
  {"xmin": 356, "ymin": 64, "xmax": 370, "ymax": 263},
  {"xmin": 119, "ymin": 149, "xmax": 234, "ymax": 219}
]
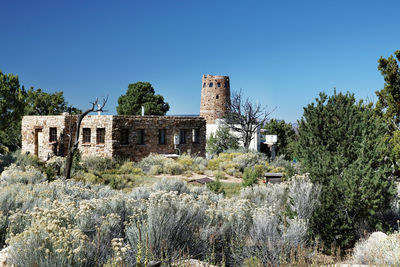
[{"xmin": 200, "ymin": 74, "xmax": 231, "ymax": 124}]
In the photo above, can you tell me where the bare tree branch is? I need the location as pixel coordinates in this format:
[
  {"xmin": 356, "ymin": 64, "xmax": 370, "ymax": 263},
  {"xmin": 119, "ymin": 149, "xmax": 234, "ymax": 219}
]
[
  {"xmin": 224, "ymin": 90, "xmax": 275, "ymax": 149},
  {"xmin": 63, "ymin": 96, "xmax": 108, "ymax": 179}
]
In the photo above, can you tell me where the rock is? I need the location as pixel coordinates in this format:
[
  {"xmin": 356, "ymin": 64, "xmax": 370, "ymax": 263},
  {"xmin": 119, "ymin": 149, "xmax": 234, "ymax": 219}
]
[{"xmin": 0, "ymin": 246, "xmax": 10, "ymax": 267}]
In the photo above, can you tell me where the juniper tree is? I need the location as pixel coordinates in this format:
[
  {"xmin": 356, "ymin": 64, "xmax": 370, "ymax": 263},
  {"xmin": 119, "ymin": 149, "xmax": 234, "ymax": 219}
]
[
  {"xmin": 117, "ymin": 82, "xmax": 169, "ymax": 115},
  {"xmin": 0, "ymin": 71, "xmax": 25, "ymax": 151},
  {"xmin": 296, "ymin": 91, "xmax": 395, "ymax": 249},
  {"xmin": 375, "ymin": 50, "xmax": 400, "ymax": 171}
]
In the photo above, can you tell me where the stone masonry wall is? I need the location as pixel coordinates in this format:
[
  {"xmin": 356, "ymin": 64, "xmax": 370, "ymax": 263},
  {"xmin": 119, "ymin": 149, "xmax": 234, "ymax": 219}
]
[
  {"xmin": 200, "ymin": 74, "xmax": 230, "ymax": 124},
  {"xmin": 77, "ymin": 115, "xmax": 114, "ymax": 158},
  {"xmin": 21, "ymin": 114, "xmax": 206, "ymax": 161},
  {"xmin": 21, "ymin": 115, "xmax": 68, "ymax": 161},
  {"xmin": 112, "ymin": 116, "xmax": 206, "ymax": 161}
]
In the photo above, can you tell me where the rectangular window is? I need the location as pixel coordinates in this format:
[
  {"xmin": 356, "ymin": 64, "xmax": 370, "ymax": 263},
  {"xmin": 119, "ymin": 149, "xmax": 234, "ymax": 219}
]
[
  {"xmin": 49, "ymin": 127, "xmax": 57, "ymax": 143},
  {"xmin": 96, "ymin": 128, "xmax": 105, "ymax": 144},
  {"xmin": 193, "ymin": 129, "xmax": 200, "ymax": 144},
  {"xmin": 209, "ymin": 82, "xmax": 213, "ymax": 87},
  {"xmin": 159, "ymin": 129, "xmax": 166, "ymax": 145},
  {"xmin": 224, "ymin": 82, "xmax": 227, "ymax": 87},
  {"xmin": 83, "ymin": 128, "xmax": 91, "ymax": 144},
  {"xmin": 217, "ymin": 82, "xmax": 221, "ymax": 87},
  {"xmin": 120, "ymin": 129, "xmax": 129, "ymax": 145},
  {"xmin": 137, "ymin": 129, "xmax": 145, "ymax": 145},
  {"xmin": 179, "ymin": 129, "xmax": 186, "ymax": 144},
  {"xmin": 203, "ymin": 82, "xmax": 206, "ymax": 88}
]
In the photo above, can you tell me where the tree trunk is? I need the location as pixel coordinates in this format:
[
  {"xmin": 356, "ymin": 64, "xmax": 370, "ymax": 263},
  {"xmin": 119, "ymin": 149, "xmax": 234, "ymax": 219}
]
[{"xmin": 63, "ymin": 108, "xmax": 97, "ymax": 179}]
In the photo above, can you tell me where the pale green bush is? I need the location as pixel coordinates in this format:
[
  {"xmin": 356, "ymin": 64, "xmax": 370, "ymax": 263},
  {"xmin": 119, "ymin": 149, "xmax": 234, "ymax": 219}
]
[
  {"xmin": 7, "ymin": 201, "xmax": 93, "ymax": 267},
  {"xmin": 0, "ymin": 168, "xmax": 320, "ymax": 266},
  {"xmin": 118, "ymin": 162, "xmax": 143, "ymax": 175},
  {"xmin": 353, "ymin": 231, "xmax": 400, "ymax": 266},
  {"xmin": 149, "ymin": 164, "xmax": 163, "ymax": 175},
  {"xmin": 163, "ymin": 160, "xmax": 184, "ymax": 175},
  {"xmin": 129, "ymin": 186, "xmax": 151, "ymax": 200},
  {"xmin": 233, "ymin": 152, "xmax": 267, "ymax": 172},
  {"xmin": 248, "ymin": 209, "xmax": 308, "ymax": 266},
  {"xmin": 126, "ymin": 191, "xmax": 206, "ymax": 262},
  {"xmin": 0, "ymin": 164, "xmax": 46, "ymax": 185},
  {"xmin": 288, "ymin": 175, "xmax": 321, "ymax": 219},
  {"xmin": 137, "ymin": 154, "xmax": 169, "ymax": 173},
  {"xmin": 240, "ymin": 183, "xmax": 286, "ymax": 209},
  {"xmin": 151, "ymin": 178, "xmax": 189, "ymax": 195},
  {"xmin": 80, "ymin": 156, "xmax": 118, "ymax": 172},
  {"xmin": 45, "ymin": 156, "xmax": 65, "ymax": 176}
]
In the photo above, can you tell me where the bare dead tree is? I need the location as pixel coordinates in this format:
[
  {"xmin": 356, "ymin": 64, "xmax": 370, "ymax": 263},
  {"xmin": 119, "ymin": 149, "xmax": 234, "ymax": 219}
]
[
  {"xmin": 63, "ymin": 97, "xmax": 108, "ymax": 179},
  {"xmin": 224, "ymin": 90, "xmax": 274, "ymax": 149}
]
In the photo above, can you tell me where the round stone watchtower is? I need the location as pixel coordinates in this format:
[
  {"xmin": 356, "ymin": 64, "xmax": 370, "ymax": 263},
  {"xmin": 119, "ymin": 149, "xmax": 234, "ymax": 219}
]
[{"xmin": 200, "ymin": 74, "xmax": 230, "ymax": 124}]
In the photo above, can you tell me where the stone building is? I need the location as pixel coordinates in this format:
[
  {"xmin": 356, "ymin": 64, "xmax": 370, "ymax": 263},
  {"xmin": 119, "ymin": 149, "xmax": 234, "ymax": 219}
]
[
  {"xmin": 21, "ymin": 73, "xmax": 261, "ymax": 161},
  {"xmin": 200, "ymin": 74, "xmax": 230, "ymax": 124},
  {"xmin": 200, "ymin": 74, "xmax": 260, "ymax": 151},
  {"xmin": 21, "ymin": 114, "xmax": 206, "ymax": 161}
]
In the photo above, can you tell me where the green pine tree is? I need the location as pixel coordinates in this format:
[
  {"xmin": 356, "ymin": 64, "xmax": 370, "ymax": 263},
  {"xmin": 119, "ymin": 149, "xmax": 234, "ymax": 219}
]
[
  {"xmin": 0, "ymin": 71, "xmax": 25, "ymax": 151},
  {"xmin": 296, "ymin": 91, "xmax": 395, "ymax": 250},
  {"xmin": 375, "ymin": 50, "xmax": 400, "ymax": 171},
  {"xmin": 263, "ymin": 119, "xmax": 296, "ymax": 159},
  {"xmin": 116, "ymin": 82, "xmax": 169, "ymax": 115}
]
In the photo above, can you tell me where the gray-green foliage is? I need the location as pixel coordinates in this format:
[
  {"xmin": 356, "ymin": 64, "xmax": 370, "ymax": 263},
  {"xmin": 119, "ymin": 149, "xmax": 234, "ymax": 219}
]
[{"xmin": 0, "ymin": 160, "xmax": 320, "ymax": 267}]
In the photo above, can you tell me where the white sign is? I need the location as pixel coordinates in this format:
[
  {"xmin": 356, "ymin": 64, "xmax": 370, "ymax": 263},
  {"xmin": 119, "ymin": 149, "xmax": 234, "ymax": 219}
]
[
  {"xmin": 174, "ymin": 135, "xmax": 180, "ymax": 145},
  {"xmin": 265, "ymin": 135, "xmax": 278, "ymax": 144}
]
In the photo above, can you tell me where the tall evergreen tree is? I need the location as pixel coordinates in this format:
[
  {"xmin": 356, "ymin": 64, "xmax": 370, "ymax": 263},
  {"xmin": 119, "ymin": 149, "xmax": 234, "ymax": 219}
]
[
  {"xmin": 25, "ymin": 87, "xmax": 81, "ymax": 115},
  {"xmin": 116, "ymin": 82, "xmax": 169, "ymax": 115},
  {"xmin": 296, "ymin": 91, "xmax": 395, "ymax": 249},
  {"xmin": 375, "ymin": 50, "xmax": 400, "ymax": 170},
  {"xmin": 0, "ymin": 71, "xmax": 25, "ymax": 151}
]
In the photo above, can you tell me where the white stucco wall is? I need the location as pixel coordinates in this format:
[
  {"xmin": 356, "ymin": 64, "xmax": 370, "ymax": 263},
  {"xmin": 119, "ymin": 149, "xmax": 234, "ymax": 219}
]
[{"xmin": 206, "ymin": 119, "xmax": 260, "ymax": 151}]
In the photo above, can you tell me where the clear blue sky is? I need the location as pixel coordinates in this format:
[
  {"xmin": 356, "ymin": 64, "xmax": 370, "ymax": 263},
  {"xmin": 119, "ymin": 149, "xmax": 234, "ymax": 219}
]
[{"xmin": 1, "ymin": 0, "xmax": 400, "ymax": 123}]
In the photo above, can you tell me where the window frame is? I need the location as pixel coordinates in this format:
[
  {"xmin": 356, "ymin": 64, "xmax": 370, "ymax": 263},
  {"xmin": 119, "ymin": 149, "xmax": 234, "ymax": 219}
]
[
  {"xmin": 120, "ymin": 128, "xmax": 129, "ymax": 145},
  {"xmin": 193, "ymin": 128, "xmax": 200, "ymax": 144},
  {"xmin": 137, "ymin": 129, "xmax": 145, "ymax": 145},
  {"xmin": 49, "ymin": 127, "xmax": 57, "ymax": 143},
  {"xmin": 179, "ymin": 129, "xmax": 186, "ymax": 144},
  {"xmin": 96, "ymin": 128, "xmax": 105, "ymax": 145},
  {"xmin": 82, "ymin": 128, "xmax": 91, "ymax": 144},
  {"xmin": 209, "ymin": 82, "xmax": 213, "ymax": 87},
  {"xmin": 159, "ymin": 129, "xmax": 166, "ymax": 145}
]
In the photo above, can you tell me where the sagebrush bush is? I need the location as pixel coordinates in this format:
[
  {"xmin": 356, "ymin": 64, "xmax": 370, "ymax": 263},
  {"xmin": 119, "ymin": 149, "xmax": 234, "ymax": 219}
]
[
  {"xmin": 0, "ymin": 164, "xmax": 46, "ymax": 185},
  {"xmin": 80, "ymin": 156, "xmax": 118, "ymax": 172},
  {"xmin": 353, "ymin": 231, "xmax": 400, "ymax": 266},
  {"xmin": 151, "ymin": 178, "xmax": 189, "ymax": 195},
  {"xmin": 137, "ymin": 154, "xmax": 169, "ymax": 173},
  {"xmin": 0, "ymin": 165, "xmax": 320, "ymax": 267},
  {"xmin": 126, "ymin": 191, "xmax": 206, "ymax": 262},
  {"xmin": 233, "ymin": 152, "xmax": 267, "ymax": 172},
  {"xmin": 163, "ymin": 160, "xmax": 184, "ymax": 175},
  {"xmin": 118, "ymin": 162, "xmax": 143, "ymax": 175},
  {"xmin": 242, "ymin": 168, "xmax": 259, "ymax": 187}
]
